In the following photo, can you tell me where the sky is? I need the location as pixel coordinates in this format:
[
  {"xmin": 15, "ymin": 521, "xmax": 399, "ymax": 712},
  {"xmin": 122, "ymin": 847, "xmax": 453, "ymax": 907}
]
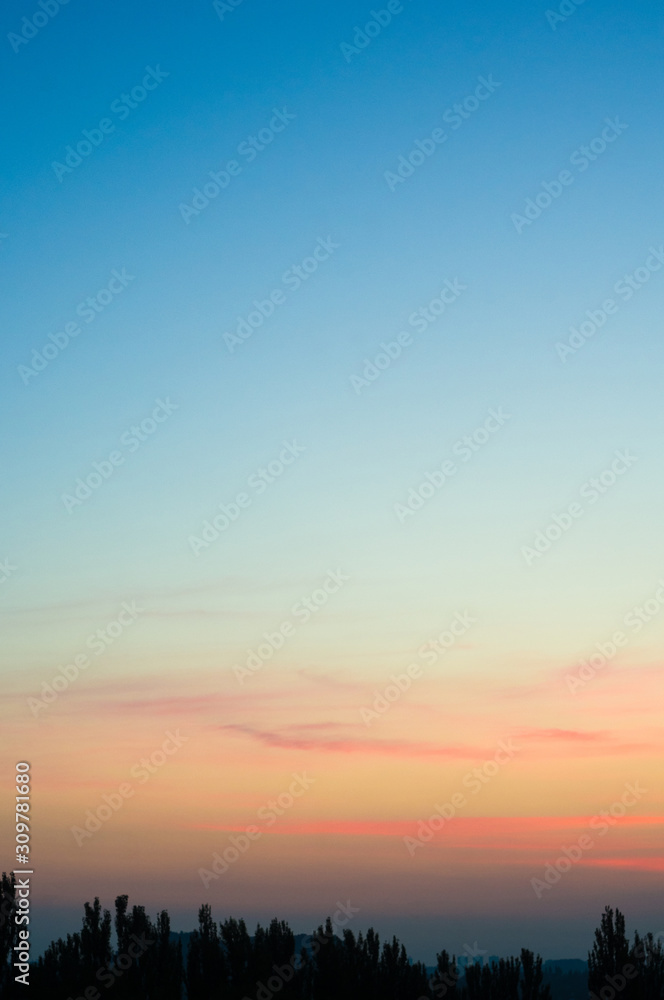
[{"xmin": 1, "ymin": 0, "xmax": 664, "ymax": 964}]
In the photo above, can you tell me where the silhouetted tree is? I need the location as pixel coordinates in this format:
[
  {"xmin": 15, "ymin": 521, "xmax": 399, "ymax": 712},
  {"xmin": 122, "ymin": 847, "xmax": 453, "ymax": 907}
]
[
  {"xmin": 628, "ymin": 929, "xmax": 664, "ymax": 1000},
  {"xmin": 221, "ymin": 915, "xmax": 253, "ymax": 998},
  {"xmin": 35, "ymin": 930, "xmax": 84, "ymax": 999},
  {"xmin": 0, "ymin": 873, "xmax": 17, "ymax": 997},
  {"xmin": 431, "ymin": 949, "xmax": 459, "ymax": 998},
  {"xmin": 464, "ymin": 960, "xmax": 494, "ymax": 999},
  {"xmin": 108, "ymin": 893, "xmax": 180, "ymax": 998},
  {"xmin": 338, "ymin": 927, "xmax": 382, "ymax": 1000},
  {"xmin": 588, "ymin": 907, "xmax": 632, "ymax": 999},
  {"xmin": 309, "ymin": 916, "xmax": 345, "ymax": 1000},
  {"xmin": 80, "ymin": 897, "xmax": 112, "ymax": 975},
  {"xmin": 152, "ymin": 906, "xmax": 182, "ymax": 999},
  {"xmin": 520, "ymin": 948, "xmax": 551, "ymax": 1000},
  {"xmin": 18, "ymin": 894, "xmax": 664, "ymax": 1000},
  {"xmin": 245, "ymin": 916, "xmax": 302, "ymax": 1000},
  {"xmin": 495, "ymin": 955, "xmax": 522, "ymax": 998},
  {"xmin": 186, "ymin": 903, "xmax": 227, "ymax": 999},
  {"xmin": 461, "ymin": 952, "xmax": 550, "ymax": 1000}
]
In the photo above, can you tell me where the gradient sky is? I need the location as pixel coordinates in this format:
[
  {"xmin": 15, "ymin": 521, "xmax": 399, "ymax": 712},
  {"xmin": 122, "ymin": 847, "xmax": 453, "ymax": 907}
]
[{"xmin": 1, "ymin": 0, "xmax": 664, "ymax": 964}]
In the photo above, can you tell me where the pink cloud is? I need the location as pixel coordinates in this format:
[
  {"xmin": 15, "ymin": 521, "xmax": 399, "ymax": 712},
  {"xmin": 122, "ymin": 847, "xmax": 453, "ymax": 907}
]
[
  {"xmin": 181, "ymin": 815, "xmax": 664, "ymax": 842},
  {"xmin": 516, "ymin": 728, "xmax": 613, "ymax": 742},
  {"xmin": 581, "ymin": 857, "xmax": 664, "ymax": 871},
  {"xmin": 219, "ymin": 723, "xmax": 493, "ymax": 758}
]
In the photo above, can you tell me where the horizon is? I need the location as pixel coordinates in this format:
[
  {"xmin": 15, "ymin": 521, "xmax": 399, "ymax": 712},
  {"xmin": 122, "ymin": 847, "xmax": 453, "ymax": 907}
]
[
  {"xmin": 2, "ymin": 0, "xmax": 663, "ymax": 977},
  {"xmin": 9, "ymin": 881, "xmax": 654, "ymax": 999},
  {"xmin": 15, "ymin": 888, "xmax": 661, "ymax": 967}
]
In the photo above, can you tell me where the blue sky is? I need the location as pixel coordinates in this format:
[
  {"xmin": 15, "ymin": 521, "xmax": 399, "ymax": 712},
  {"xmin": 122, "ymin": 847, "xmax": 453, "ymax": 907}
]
[{"xmin": 3, "ymin": 0, "xmax": 663, "ymax": 646}]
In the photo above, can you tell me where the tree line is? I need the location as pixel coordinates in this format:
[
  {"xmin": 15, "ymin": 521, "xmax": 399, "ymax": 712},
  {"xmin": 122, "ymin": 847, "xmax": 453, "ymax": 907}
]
[{"xmin": 2, "ymin": 873, "xmax": 663, "ymax": 999}]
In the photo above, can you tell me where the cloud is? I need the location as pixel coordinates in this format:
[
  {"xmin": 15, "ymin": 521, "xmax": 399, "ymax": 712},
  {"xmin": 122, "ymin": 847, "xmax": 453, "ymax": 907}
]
[
  {"xmin": 581, "ymin": 857, "xmax": 664, "ymax": 871},
  {"xmin": 0, "ymin": 576, "xmax": 309, "ymax": 622},
  {"xmin": 181, "ymin": 816, "xmax": 664, "ymax": 845},
  {"xmin": 217, "ymin": 722, "xmax": 653, "ymax": 759},
  {"xmin": 219, "ymin": 723, "xmax": 499, "ymax": 758},
  {"xmin": 511, "ymin": 728, "xmax": 653, "ymax": 755},
  {"xmin": 516, "ymin": 727, "xmax": 613, "ymax": 742}
]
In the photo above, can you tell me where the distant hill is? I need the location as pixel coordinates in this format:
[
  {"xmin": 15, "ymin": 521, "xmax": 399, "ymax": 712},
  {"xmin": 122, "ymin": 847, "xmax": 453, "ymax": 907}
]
[
  {"xmin": 173, "ymin": 930, "xmax": 588, "ymax": 997},
  {"xmin": 419, "ymin": 955, "xmax": 588, "ymax": 1000},
  {"xmin": 542, "ymin": 959, "xmax": 588, "ymax": 999},
  {"xmin": 544, "ymin": 958, "xmax": 587, "ymax": 973},
  {"xmin": 170, "ymin": 930, "xmax": 330, "ymax": 962},
  {"xmin": 174, "ymin": 930, "xmax": 588, "ymax": 972}
]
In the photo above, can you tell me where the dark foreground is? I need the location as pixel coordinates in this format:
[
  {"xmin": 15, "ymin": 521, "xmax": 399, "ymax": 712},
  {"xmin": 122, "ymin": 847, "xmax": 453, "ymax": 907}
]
[{"xmin": 1, "ymin": 875, "xmax": 662, "ymax": 999}]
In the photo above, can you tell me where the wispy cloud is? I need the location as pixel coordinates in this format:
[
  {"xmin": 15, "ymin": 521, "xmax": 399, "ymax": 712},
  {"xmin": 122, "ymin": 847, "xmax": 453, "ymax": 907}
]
[
  {"xmin": 220, "ymin": 723, "xmax": 502, "ymax": 758},
  {"xmin": 516, "ymin": 727, "xmax": 612, "ymax": 742},
  {"xmin": 181, "ymin": 815, "xmax": 664, "ymax": 843}
]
